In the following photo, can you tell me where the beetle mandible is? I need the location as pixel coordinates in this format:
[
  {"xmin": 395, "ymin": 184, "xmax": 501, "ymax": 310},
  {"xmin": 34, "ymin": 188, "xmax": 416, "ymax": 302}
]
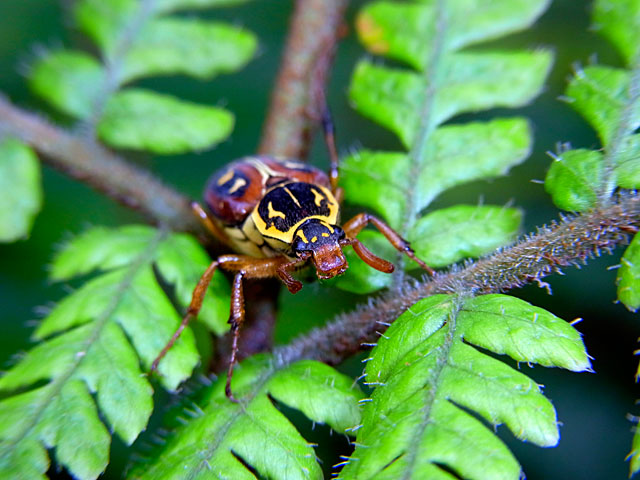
[{"xmin": 151, "ymin": 109, "xmax": 433, "ymax": 401}]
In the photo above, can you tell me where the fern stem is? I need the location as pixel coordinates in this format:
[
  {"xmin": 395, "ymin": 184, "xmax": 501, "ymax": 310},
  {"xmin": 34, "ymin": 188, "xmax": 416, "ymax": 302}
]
[
  {"xmin": 395, "ymin": 0, "xmax": 447, "ymax": 281},
  {"xmin": 599, "ymin": 52, "xmax": 640, "ymax": 204},
  {"xmin": 278, "ymin": 191, "xmax": 640, "ymax": 366},
  {"xmin": 1, "ymin": 229, "xmax": 167, "ymax": 452},
  {"xmin": 258, "ymin": 0, "xmax": 348, "ymax": 159},
  {"xmin": 0, "ymin": 96, "xmax": 202, "ymax": 234},
  {"xmin": 84, "ymin": 0, "xmax": 159, "ymax": 135}
]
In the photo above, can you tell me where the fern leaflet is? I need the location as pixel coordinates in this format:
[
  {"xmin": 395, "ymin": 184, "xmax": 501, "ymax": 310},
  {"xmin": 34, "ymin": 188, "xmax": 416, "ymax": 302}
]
[
  {"xmin": 0, "ymin": 226, "xmax": 229, "ymax": 479},
  {"xmin": 338, "ymin": 294, "xmax": 590, "ymax": 479}
]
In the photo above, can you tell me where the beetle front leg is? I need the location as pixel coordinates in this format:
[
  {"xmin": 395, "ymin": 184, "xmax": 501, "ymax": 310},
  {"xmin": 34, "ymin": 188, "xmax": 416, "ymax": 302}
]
[
  {"xmin": 342, "ymin": 213, "xmax": 434, "ymax": 275},
  {"xmin": 276, "ymin": 253, "xmax": 311, "ymax": 293}
]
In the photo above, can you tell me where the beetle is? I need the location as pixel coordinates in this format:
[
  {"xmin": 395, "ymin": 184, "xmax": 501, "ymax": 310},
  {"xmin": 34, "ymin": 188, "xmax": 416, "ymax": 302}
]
[{"xmin": 151, "ymin": 111, "xmax": 433, "ymax": 400}]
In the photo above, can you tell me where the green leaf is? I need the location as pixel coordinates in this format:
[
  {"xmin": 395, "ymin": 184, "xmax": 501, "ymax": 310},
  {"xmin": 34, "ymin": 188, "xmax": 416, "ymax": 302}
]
[
  {"xmin": 120, "ymin": 18, "xmax": 256, "ymax": 83},
  {"xmin": 155, "ymin": 0, "xmax": 252, "ymax": 14},
  {"xmin": 129, "ymin": 356, "xmax": 362, "ymax": 479},
  {"xmin": 350, "ymin": 51, "xmax": 551, "ymax": 147},
  {"xmin": 356, "ymin": 0, "xmax": 550, "ymax": 70},
  {"xmin": 156, "ymin": 233, "xmax": 230, "ymax": 335},
  {"xmin": 341, "ymin": 294, "xmax": 589, "ymax": 479},
  {"xmin": 50, "ymin": 225, "xmax": 230, "ymax": 335},
  {"xmin": 408, "ymin": 205, "xmax": 522, "ymax": 268},
  {"xmin": 28, "ymin": 50, "xmax": 104, "ymax": 119},
  {"xmin": 615, "ymin": 134, "xmax": 640, "ymax": 188},
  {"xmin": 545, "ymin": 149, "xmax": 604, "ymax": 212},
  {"xmin": 341, "ymin": 118, "xmax": 531, "ymax": 228},
  {"xmin": 618, "ymin": 233, "xmax": 640, "ymax": 311},
  {"xmin": 51, "ymin": 225, "xmax": 156, "ymax": 280},
  {"xmin": 566, "ymin": 65, "xmax": 640, "ymax": 146},
  {"xmin": 0, "ymin": 138, "xmax": 42, "ymax": 242},
  {"xmin": 98, "ymin": 89, "xmax": 234, "ymax": 154},
  {"xmin": 0, "ymin": 229, "xmax": 199, "ymax": 479},
  {"xmin": 459, "ymin": 295, "xmax": 591, "ymax": 371},
  {"xmin": 73, "ymin": 0, "xmax": 137, "ymax": 58},
  {"xmin": 593, "ymin": 0, "xmax": 640, "ymax": 66}
]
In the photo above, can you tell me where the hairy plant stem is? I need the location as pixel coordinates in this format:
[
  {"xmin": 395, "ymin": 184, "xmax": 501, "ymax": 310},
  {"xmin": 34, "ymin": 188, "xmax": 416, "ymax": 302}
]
[
  {"xmin": 0, "ymin": 95, "xmax": 200, "ymax": 233},
  {"xmin": 277, "ymin": 192, "xmax": 640, "ymax": 366}
]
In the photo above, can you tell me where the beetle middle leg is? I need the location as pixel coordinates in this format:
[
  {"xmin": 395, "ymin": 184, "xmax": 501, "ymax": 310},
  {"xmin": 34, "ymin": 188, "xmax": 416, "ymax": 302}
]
[{"xmin": 342, "ymin": 212, "xmax": 435, "ymax": 275}]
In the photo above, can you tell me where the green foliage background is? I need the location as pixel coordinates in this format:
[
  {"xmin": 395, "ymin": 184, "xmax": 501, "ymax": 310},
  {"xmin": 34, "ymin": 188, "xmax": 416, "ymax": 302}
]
[{"xmin": 0, "ymin": 1, "xmax": 638, "ymax": 478}]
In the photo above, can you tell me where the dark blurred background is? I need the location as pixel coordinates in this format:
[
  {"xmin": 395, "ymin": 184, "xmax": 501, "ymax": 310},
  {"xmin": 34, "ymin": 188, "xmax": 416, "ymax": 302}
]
[{"xmin": 0, "ymin": 1, "xmax": 638, "ymax": 479}]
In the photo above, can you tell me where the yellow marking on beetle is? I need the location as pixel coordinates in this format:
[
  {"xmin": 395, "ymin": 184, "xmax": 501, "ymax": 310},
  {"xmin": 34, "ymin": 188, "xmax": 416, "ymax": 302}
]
[
  {"xmin": 228, "ymin": 178, "xmax": 247, "ymax": 194},
  {"xmin": 251, "ymin": 184, "xmax": 339, "ymax": 244},
  {"xmin": 311, "ymin": 187, "xmax": 326, "ymax": 207},
  {"xmin": 283, "ymin": 187, "xmax": 302, "ymax": 207},
  {"xmin": 322, "ymin": 232, "xmax": 329, "ymax": 237},
  {"xmin": 217, "ymin": 169, "xmax": 235, "ymax": 186},
  {"xmin": 297, "ymin": 230, "xmax": 309, "ymax": 244},
  {"xmin": 311, "ymin": 236, "xmax": 318, "ymax": 243},
  {"xmin": 268, "ymin": 202, "xmax": 286, "ymax": 219}
]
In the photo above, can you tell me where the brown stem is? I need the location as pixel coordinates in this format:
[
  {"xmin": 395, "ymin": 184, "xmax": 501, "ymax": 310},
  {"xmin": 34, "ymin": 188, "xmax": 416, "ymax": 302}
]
[
  {"xmin": 211, "ymin": 0, "xmax": 349, "ymax": 372},
  {"xmin": 258, "ymin": 0, "xmax": 349, "ymax": 159},
  {"xmin": 277, "ymin": 192, "xmax": 640, "ymax": 366},
  {"xmin": 0, "ymin": 96, "xmax": 202, "ymax": 234}
]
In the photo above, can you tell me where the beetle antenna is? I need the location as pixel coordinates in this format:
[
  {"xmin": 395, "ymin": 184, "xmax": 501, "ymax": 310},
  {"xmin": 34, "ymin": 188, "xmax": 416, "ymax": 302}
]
[{"xmin": 341, "ymin": 238, "xmax": 394, "ymax": 273}]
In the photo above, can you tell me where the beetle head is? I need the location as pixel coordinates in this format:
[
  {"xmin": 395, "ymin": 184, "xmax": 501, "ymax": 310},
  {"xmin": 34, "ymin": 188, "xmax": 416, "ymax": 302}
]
[{"xmin": 292, "ymin": 219, "xmax": 347, "ymax": 279}]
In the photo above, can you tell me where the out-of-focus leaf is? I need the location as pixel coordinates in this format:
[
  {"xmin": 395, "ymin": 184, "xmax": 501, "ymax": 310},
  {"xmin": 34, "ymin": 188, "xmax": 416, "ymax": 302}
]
[
  {"xmin": 566, "ymin": 66, "xmax": 640, "ymax": 146},
  {"xmin": 121, "ymin": 18, "xmax": 257, "ymax": 82},
  {"xmin": 73, "ymin": 0, "xmax": 137, "ymax": 57},
  {"xmin": 618, "ymin": 233, "xmax": 640, "ymax": 311},
  {"xmin": 156, "ymin": 0, "xmax": 252, "ymax": 13},
  {"xmin": 29, "ymin": 50, "xmax": 104, "ymax": 119},
  {"xmin": 615, "ymin": 134, "xmax": 640, "ymax": 188},
  {"xmin": 0, "ymin": 139, "xmax": 42, "ymax": 242},
  {"xmin": 356, "ymin": 0, "xmax": 550, "ymax": 69},
  {"xmin": 545, "ymin": 149, "xmax": 604, "ymax": 212},
  {"xmin": 409, "ymin": 205, "xmax": 522, "ymax": 268},
  {"xmin": 593, "ymin": 0, "xmax": 640, "ymax": 65},
  {"xmin": 98, "ymin": 89, "xmax": 234, "ymax": 154}
]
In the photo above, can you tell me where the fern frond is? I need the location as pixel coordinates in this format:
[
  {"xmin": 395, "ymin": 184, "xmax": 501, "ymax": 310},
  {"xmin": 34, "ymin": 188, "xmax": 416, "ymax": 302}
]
[
  {"xmin": 0, "ymin": 138, "xmax": 41, "ymax": 242},
  {"xmin": 0, "ymin": 225, "xmax": 229, "ymax": 480},
  {"xmin": 336, "ymin": 0, "xmax": 551, "ymax": 292},
  {"xmin": 338, "ymin": 294, "xmax": 590, "ymax": 479},
  {"xmin": 27, "ymin": 0, "xmax": 257, "ymax": 154},
  {"xmin": 546, "ymin": 0, "xmax": 640, "ymax": 213},
  {"xmin": 128, "ymin": 355, "xmax": 363, "ymax": 479}
]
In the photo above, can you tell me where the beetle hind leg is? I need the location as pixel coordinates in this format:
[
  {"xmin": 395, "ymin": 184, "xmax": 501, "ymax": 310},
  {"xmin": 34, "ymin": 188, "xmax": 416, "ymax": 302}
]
[{"xmin": 151, "ymin": 259, "xmax": 219, "ymax": 373}]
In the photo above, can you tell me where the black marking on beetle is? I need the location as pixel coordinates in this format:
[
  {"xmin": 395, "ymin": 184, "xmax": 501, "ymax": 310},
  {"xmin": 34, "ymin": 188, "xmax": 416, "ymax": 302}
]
[{"xmin": 257, "ymin": 182, "xmax": 331, "ymax": 232}]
